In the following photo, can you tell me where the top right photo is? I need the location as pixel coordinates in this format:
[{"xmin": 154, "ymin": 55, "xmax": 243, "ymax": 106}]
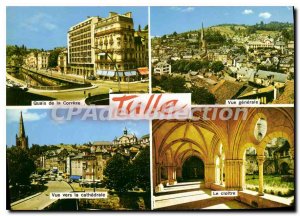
[{"xmin": 151, "ymin": 6, "xmax": 294, "ymax": 105}]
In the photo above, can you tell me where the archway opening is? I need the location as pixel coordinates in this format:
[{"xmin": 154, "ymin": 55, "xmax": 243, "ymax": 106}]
[
  {"xmin": 244, "ymin": 147, "xmax": 259, "ymax": 192},
  {"xmin": 263, "ymin": 137, "xmax": 294, "ymax": 197},
  {"xmin": 182, "ymin": 156, "xmax": 204, "ymax": 181}
]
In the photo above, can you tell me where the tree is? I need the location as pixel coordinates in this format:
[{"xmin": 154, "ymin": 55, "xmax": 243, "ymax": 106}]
[
  {"xmin": 48, "ymin": 48, "xmax": 62, "ymax": 68},
  {"xmin": 210, "ymin": 61, "xmax": 224, "ymax": 73},
  {"xmin": 161, "ymin": 35, "xmax": 167, "ymax": 40},
  {"xmin": 143, "ymin": 25, "xmax": 148, "ymax": 31},
  {"xmin": 6, "ymin": 44, "xmax": 29, "ymax": 66},
  {"xmin": 190, "ymin": 86, "xmax": 216, "ymax": 104},
  {"xmin": 103, "ymin": 154, "xmax": 131, "ymax": 192},
  {"xmin": 7, "ymin": 146, "xmax": 36, "ymax": 186},
  {"xmin": 129, "ymin": 146, "xmax": 150, "ymax": 192},
  {"xmin": 151, "ymin": 75, "xmax": 160, "ymax": 88},
  {"xmin": 173, "ymin": 31, "xmax": 178, "ymax": 37},
  {"xmin": 161, "ymin": 76, "xmax": 187, "ymax": 93}
]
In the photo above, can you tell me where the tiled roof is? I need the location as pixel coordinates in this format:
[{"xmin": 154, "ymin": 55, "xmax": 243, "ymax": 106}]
[
  {"xmin": 210, "ymin": 80, "xmax": 245, "ymax": 104},
  {"xmin": 272, "ymin": 81, "xmax": 294, "ymax": 104},
  {"xmin": 256, "ymin": 70, "xmax": 288, "ymax": 83}
]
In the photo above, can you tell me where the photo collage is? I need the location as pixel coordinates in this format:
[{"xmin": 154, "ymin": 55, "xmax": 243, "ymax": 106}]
[{"xmin": 6, "ymin": 6, "xmax": 295, "ymax": 211}]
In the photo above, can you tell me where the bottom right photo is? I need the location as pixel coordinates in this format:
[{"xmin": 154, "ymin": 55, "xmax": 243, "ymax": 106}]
[{"xmin": 152, "ymin": 107, "xmax": 294, "ymax": 210}]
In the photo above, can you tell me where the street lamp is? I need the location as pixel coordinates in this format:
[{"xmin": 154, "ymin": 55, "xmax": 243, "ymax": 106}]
[{"xmin": 98, "ymin": 52, "xmax": 121, "ymax": 92}]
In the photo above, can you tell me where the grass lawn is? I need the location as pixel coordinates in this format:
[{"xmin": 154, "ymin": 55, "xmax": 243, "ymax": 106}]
[{"xmin": 245, "ymin": 174, "xmax": 294, "ymax": 197}]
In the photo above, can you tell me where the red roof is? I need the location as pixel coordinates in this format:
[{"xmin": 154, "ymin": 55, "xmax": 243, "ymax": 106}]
[{"xmin": 137, "ymin": 67, "xmax": 149, "ymax": 75}]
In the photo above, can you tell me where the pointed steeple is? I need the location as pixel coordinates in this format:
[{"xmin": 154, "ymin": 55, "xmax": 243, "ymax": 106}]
[
  {"xmin": 16, "ymin": 111, "xmax": 28, "ymax": 150},
  {"xmin": 19, "ymin": 111, "xmax": 26, "ymax": 138}
]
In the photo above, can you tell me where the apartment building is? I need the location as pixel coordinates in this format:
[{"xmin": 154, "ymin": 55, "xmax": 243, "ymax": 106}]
[
  {"xmin": 67, "ymin": 16, "xmax": 99, "ymax": 77},
  {"xmin": 24, "ymin": 51, "xmax": 49, "ymax": 69},
  {"xmin": 57, "ymin": 48, "xmax": 69, "ymax": 74}
]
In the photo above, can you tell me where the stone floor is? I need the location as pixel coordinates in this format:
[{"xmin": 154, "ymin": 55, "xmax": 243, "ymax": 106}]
[{"xmin": 153, "ymin": 181, "xmax": 252, "ymax": 210}]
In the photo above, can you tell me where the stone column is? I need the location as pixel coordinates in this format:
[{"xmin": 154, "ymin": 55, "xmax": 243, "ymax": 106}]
[
  {"xmin": 257, "ymin": 155, "xmax": 265, "ymax": 196},
  {"xmin": 238, "ymin": 159, "xmax": 244, "ymax": 191},
  {"xmin": 220, "ymin": 158, "xmax": 224, "ymax": 185},
  {"xmin": 155, "ymin": 164, "xmax": 164, "ymax": 192},
  {"xmin": 166, "ymin": 166, "xmax": 177, "ymax": 185},
  {"xmin": 156, "ymin": 164, "xmax": 161, "ymax": 185},
  {"xmin": 204, "ymin": 164, "xmax": 215, "ymax": 188}
]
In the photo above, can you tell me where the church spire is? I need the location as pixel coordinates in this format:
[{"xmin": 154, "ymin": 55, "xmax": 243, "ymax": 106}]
[
  {"xmin": 19, "ymin": 111, "xmax": 26, "ymax": 138},
  {"xmin": 123, "ymin": 127, "xmax": 128, "ymax": 135},
  {"xmin": 16, "ymin": 111, "xmax": 28, "ymax": 150}
]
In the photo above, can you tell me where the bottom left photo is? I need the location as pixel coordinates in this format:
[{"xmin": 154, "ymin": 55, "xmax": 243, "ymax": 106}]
[{"xmin": 6, "ymin": 108, "xmax": 151, "ymax": 211}]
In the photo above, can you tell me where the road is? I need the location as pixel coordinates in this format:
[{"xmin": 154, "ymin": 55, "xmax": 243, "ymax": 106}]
[
  {"xmin": 7, "ymin": 68, "xmax": 149, "ymax": 105},
  {"xmin": 24, "ymin": 70, "xmax": 148, "ymax": 100},
  {"xmin": 11, "ymin": 181, "xmax": 73, "ymax": 210},
  {"xmin": 28, "ymin": 80, "xmax": 148, "ymax": 101}
]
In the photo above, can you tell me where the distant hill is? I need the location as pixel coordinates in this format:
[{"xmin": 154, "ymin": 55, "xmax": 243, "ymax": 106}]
[{"xmin": 155, "ymin": 21, "xmax": 293, "ymax": 39}]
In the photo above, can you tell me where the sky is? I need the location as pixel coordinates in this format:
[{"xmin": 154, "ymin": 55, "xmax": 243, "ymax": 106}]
[
  {"xmin": 6, "ymin": 109, "xmax": 149, "ymax": 147},
  {"xmin": 151, "ymin": 6, "xmax": 294, "ymax": 36},
  {"xmin": 6, "ymin": 6, "xmax": 148, "ymax": 50}
]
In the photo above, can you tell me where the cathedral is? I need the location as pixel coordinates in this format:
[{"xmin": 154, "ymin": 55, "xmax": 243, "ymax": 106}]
[
  {"xmin": 16, "ymin": 112, "xmax": 28, "ymax": 150},
  {"xmin": 113, "ymin": 127, "xmax": 138, "ymax": 145}
]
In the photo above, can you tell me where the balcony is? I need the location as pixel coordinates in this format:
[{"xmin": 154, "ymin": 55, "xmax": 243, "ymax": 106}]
[{"xmin": 95, "ymin": 27, "xmax": 134, "ymax": 37}]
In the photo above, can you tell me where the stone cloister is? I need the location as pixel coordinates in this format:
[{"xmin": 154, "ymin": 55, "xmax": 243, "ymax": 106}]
[{"xmin": 152, "ymin": 107, "xmax": 294, "ymax": 209}]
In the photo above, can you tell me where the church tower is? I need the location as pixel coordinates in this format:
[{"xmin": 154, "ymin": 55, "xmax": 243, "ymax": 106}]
[
  {"xmin": 199, "ymin": 22, "xmax": 207, "ymax": 55},
  {"xmin": 16, "ymin": 111, "xmax": 28, "ymax": 150},
  {"xmin": 123, "ymin": 127, "xmax": 128, "ymax": 135}
]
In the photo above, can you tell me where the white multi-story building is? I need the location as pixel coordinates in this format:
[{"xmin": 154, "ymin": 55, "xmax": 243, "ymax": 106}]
[{"xmin": 154, "ymin": 62, "xmax": 172, "ymax": 75}]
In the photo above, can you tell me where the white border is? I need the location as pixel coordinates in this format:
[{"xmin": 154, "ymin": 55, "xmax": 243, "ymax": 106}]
[{"xmin": 2, "ymin": 1, "xmax": 299, "ymax": 216}]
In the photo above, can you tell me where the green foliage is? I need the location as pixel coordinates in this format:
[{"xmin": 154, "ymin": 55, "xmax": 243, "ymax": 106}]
[
  {"xmin": 143, "ymin": 25, "xmax": 148, "ymax": 31},
  {"xmin": 103, "ymin": 154, "xmax": 131, "ymax": 192},
  {"xmin": 254, "ymin": 21, "xmax": 293, "ymax": 31},
  {"xmin": 6, "ymin": 45, "xmax": 29, "ymax": 66},
  {"xmin": 36, "ymin": 168, "xmax": 47, "ymax": 176},
  {"xmin": 160, "ymin": 76, "xmax": 187, "ymax": 93},
  {"xmin": 210, "ymin": 61, "xmax": 224, "ymax": 73},
  {"xmin": 171, "ymin": 60, "xmax": 210, "ymax": 73},
  {"xmin": 204, "ymin": 29, "xmax": 226, "ymax": 44},
  {"xmin": 103, "ymin": 147, "xmax": 150, "ymax": 193},
  {"xmin": 48, "ymin": 48, "xmax": 62, "ymax": 68},
  {"xmin": 129, "ymin": 146, "xmax": 150, "ymax": 192},
  {"xmin": 281, "ymin": 29, "xmax": 294, "ymax": 41},
  {"xmin": 246, "ymin": 174, "xmax": 294, "ymax": 197},
  {"xmin": 190, "ymin": 86, "xmax": 216, "ymax": 104},
  {"xmin": 7, "ymin": 146, "xmax": 36, "ymax": 186}
]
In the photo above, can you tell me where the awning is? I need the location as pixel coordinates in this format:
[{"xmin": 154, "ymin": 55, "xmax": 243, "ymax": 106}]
[
  {"xmin": 96, "ymin": 70, "xmax": 105, "ymax": 76},
  {"xmin": 124, "ymin": 71, "xmax": 137, "ymax": 76},
  {"xmin": 107, "ymin": 71, "xmax": 115, "ymax": 77},
  {"xmin": 116, "ymin": 72, "xmax": 124, "ymax": 77},
  {"xmin": 137, "ymin": 67, "xmax": 149, "ymax": 75},
  {"xmin": 70, "ymin": 175, "xmax": 81, "ymax": 180},
  {"xmin": 96, "ymin": 70, "xmax": 114, "ymax": 77}
]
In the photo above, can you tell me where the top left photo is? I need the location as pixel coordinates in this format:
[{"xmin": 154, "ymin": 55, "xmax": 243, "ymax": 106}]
[{"xmin": 6, "ymin": 6, "xmax": 149, "ymax": 106}]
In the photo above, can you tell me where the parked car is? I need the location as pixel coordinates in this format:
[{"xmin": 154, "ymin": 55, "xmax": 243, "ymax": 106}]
[{"xmin": 87, "ymin": 75, "xmax": 96, "ymax": 80}]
